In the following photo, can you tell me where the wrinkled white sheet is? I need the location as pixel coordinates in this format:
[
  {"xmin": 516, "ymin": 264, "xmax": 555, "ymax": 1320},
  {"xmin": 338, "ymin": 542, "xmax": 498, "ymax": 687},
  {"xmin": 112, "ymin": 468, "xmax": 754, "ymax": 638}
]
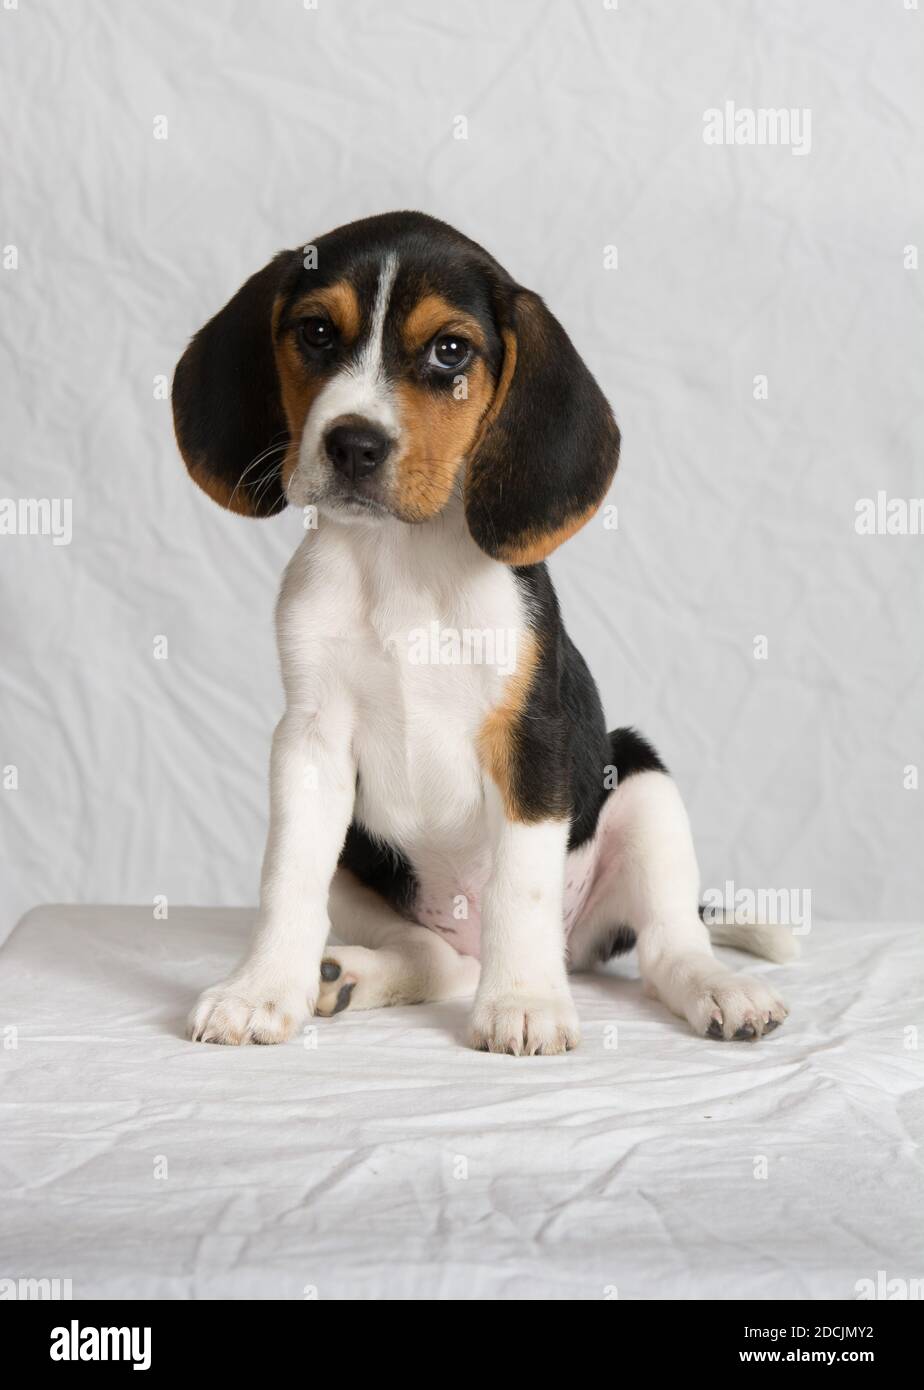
[{"xmin": 0, "ymin": 906, "xmax": 921, "ymax": 1300}]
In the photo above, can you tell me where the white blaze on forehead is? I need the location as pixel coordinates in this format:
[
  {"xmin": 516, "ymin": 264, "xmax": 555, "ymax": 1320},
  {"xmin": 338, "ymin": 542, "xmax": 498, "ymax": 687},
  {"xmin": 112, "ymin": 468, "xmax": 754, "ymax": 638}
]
[
  {"xmin": 299, "ymin": 253, "xmax": 401, "ymax": 462},
  {"xmin": 357, "ymin": 251, "xmax": 399, "ymax": 387}
]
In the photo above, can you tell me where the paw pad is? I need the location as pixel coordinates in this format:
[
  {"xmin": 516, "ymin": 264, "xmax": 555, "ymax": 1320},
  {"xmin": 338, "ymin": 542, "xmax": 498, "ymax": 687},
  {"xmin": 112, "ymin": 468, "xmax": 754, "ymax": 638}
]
[{"xmin": 331, "ymin": 981, "xmax": 355, "ymax": 1015}]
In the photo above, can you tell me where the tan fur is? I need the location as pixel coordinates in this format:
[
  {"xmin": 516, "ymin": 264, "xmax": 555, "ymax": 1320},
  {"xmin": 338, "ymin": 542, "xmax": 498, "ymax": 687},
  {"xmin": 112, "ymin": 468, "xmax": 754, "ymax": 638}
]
[
  {"xmin": 184, "ymin": 456, "xmax": 261, "ymax": 516},
  {"xmin": 471, "ymin": 327, "xmax": 517, "ymax": 446},
  {"xmin": 402, "ymin": 293, "xmax": 486, "ymax": 353},
  {"xmin": 272, "ymin": 297, "xmax": 326, "ymax": 490},
  {"xmin": 459, "ymin": 327, "xmax": 516, "ymax": 525},
  {"xmin": 477, "ymin": 632, "xmax": 542, "ymax": 822},
  {"xmin": 392, "ymin": 357, "xmax": 494, "ymax": 520},
  {"xmin": 491, "ymin": 503, "xmax": 601, "ymax": 565},
  {"xmin": 289, "ymin": 282, "xmax": 362, "ymax": 345}
]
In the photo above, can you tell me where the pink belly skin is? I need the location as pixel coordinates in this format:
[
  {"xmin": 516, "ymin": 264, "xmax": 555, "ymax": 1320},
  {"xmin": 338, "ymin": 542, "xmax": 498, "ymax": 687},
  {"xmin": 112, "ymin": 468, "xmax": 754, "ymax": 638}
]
[{"xmin": 410, "ymin": 792, "xmax": 623, "ymax": 959}]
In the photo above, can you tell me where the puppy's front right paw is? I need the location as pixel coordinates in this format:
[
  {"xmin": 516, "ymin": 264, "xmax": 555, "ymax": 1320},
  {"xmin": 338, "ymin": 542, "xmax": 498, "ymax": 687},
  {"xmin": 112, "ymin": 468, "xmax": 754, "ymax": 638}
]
[
  {"xmin": 188, "ymin": 979, "xmax": 313, "ymax": 1045},
  {"xmin": 468, "ymin": 991, "xmax": 580, "ymax": 1056}
]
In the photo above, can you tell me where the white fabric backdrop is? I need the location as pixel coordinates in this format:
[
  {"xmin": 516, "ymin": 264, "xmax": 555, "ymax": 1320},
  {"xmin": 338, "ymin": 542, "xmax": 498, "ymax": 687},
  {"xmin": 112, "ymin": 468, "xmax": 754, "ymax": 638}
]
[{"xmin": 2, "ymin": 0, "xmax": 922, "ymax": 938}]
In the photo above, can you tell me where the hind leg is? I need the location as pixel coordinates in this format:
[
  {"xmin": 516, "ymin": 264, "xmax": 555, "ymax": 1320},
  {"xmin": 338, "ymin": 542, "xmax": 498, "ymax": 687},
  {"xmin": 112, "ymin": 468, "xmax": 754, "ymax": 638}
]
[
  {"xmin": 569, "ymin": 771, "xmax": 787, "ymax": 1040},
  {"xmin": 316, "ymin": 869, "xmax": 480, "ymax": 1016}
]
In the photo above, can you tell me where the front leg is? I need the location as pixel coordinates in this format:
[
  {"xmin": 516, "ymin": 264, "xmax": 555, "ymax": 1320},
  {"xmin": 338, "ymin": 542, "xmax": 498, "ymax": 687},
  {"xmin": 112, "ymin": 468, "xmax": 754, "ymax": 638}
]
[
  {"xmin": 469, "ymin": 792, "xmax": 578, "ymax": 1056},
  {"xmin": 189, "ymin": 699, "xmax": 355, "ymax": 1045}
]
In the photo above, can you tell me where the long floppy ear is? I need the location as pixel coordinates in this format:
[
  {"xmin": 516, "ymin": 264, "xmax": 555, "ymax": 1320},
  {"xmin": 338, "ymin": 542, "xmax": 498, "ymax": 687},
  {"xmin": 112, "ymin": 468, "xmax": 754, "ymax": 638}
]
[
  {"xmin": 172, "ymin": 251, "xmax": 299, "ymax": 516},
  {"xmin": 465, "ymin": 289, "xmax": 620, "ymax": 564}
]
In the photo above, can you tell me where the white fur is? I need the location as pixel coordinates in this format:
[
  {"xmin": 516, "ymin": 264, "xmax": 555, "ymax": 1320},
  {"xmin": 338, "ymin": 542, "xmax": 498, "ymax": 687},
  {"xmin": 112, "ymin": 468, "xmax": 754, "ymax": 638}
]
[
  {"xmin": 288, "ymin": 253, "xmax": 400, "ymax": 515},
  {"xmin": 318, "ymin": 868, "xmax": 479, "ymax": 1014},
  {"xmin": 189, "ymin": 495, "xmax": 543, "ymax": 1044},
  {"xmin": 189, "ymin": 498, "xmax": 789, "ymax": 1049},
  {"xmin": 567, "ymin": 771, "xmax": 788, "ymax": 1039},
  {"xmin": 705, "ymin": 917, "xmax": 801, "ymax": 963},
  {"xmin": 468, "ymin": 796, "xmax": 578, "ymax": 1054}
]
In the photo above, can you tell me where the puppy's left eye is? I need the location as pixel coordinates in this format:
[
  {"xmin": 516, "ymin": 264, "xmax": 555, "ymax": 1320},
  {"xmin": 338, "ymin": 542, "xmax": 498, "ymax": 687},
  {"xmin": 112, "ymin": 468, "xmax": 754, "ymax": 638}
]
[{"xmin": 427, "ymin": 335, "xmax": 471, "ymax": 371}]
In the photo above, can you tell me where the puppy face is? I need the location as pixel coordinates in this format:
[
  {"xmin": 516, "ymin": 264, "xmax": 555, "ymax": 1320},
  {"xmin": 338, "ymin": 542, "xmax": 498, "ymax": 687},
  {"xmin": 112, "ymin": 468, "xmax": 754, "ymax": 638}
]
[
  {"xmin": 271, "ymin": 226, "xmax": 503, "ymax": 524},
  {"xmin": 173, "ymin": 212, "xmax": 620, "ymax": 563}
]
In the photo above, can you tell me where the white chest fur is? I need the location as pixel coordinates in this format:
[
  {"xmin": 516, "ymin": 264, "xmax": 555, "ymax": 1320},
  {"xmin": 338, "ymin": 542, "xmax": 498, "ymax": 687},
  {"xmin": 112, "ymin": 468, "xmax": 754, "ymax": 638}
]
[{"xmin": 276, "ymin": 506, "xmax": 527, "ymax": 872}]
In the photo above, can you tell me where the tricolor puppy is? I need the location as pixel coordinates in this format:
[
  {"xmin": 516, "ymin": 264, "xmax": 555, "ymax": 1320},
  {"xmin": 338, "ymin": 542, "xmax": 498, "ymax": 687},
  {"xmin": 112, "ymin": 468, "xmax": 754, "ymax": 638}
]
[{"xmin": 173, "ymin": 211, "xmax": 791, "ymax": 1055}]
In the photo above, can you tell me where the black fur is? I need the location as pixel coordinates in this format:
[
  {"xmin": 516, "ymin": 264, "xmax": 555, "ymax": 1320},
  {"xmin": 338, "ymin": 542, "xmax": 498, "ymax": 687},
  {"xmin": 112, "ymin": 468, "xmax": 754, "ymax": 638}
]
[
  {"xmin": 596, "ymin": 925, "xmax": 638, "ymax": 961},
  {"xmin": 465, "ymin": 288, "xmax": 620, "ymax": 560},
  {"xmin": 273, "ymin": 212, "xmax": 507, "ymax": 388},
  {"xmin": 608, "ymin": 726, "xmax": 667, "ymax": 781},
  {"xmin": 342, "ymin": 565, "xmax": 668, "ymax": 908},
  {"xmin": 172, "ymin": 251, "xmax": 299, "ymax": 515},
  {"xmin": 338, "ymin": 819, "xmax": 419, "ymax": 917},
  {"xmin": 505, "ymin": 566, "xmax": 666, "ymax": 849}
]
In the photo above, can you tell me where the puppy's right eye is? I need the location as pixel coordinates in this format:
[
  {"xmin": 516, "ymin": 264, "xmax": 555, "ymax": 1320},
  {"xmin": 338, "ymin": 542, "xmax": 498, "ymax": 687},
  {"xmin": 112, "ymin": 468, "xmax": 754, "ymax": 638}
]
[{"xmin": 298, "ymin": 316, "xmax": 335, "ymax": 351}]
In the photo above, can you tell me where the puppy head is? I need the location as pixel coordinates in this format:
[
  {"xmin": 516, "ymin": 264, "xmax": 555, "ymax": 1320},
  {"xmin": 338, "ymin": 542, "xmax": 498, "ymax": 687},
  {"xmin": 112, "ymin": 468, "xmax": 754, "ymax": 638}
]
[{"xmin": 173, "ymin": 211, "xmax": 619, "ymax": 562}]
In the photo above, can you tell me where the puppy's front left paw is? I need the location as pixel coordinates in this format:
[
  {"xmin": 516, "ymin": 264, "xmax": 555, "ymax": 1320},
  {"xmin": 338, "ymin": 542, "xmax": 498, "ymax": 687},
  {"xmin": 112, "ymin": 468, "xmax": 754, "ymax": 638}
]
[
  {"xmin": 188, "ymin": 979, "xmax": 313, "ymax": 1045},
  {"xmin": 690, "ymin": 973, "xmax": 788, "ymax": 1042},
  {"xmin": 469, "ymin": 992, "xmax": 580, "ymax": 1056}
]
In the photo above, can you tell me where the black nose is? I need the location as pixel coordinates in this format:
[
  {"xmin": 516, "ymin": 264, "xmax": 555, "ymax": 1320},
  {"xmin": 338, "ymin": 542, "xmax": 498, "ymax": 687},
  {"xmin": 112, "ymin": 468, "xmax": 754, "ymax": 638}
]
[{"xmin": 324, "ymin": 423, "xmax": 391, "ymax": 481}]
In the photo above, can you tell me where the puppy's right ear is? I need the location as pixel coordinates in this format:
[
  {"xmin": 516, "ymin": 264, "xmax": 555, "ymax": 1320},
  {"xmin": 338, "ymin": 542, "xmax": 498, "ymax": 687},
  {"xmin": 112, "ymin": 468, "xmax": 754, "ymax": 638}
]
[{"xmin": 172, "ymin": 251, "xmax": 300, "ymax": 516}]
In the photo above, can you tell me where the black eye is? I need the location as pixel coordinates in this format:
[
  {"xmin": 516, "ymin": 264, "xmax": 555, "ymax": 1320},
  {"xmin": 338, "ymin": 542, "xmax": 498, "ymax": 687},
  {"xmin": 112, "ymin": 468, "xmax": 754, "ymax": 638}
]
[
  {"xmin": 427, "ymin": 335, "xmax": 471, "ymax": 371},
  {"xmin": 298, "ymin": 316, "xmax": 335, "ymax": 351}
]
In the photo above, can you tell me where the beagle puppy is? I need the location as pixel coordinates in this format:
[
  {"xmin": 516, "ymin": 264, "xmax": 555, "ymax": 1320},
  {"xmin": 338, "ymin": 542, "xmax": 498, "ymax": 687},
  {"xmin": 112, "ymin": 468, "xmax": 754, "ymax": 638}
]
[{"xmin": 173, "ymin": 211, "xmax": 790, "ymax": 1054}]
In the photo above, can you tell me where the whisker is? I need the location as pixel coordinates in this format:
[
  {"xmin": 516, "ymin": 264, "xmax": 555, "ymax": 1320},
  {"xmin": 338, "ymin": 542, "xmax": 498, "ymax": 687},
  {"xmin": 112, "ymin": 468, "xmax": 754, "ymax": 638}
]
[
  {"xmin": 227, "ymin": 438, "xmax": 288, "ymax": 509},
  {"xmin": 251, "ymin": 459, "xmax": 287, "ymax": 511}
]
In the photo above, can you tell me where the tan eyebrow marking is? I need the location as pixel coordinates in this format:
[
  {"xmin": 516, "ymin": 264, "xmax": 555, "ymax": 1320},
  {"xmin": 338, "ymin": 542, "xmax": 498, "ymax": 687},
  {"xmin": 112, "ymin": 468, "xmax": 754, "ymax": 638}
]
[
  {"xmin": 288, "ymin": 281, "xmax": 362, "ymax": 345},
  {"xmin": 271, "ymin": 295, "xmax": 326, "ymax": 491},
  {"xmin": 402, "ymin": 292, "xmax": 485, "ymax": 353}
]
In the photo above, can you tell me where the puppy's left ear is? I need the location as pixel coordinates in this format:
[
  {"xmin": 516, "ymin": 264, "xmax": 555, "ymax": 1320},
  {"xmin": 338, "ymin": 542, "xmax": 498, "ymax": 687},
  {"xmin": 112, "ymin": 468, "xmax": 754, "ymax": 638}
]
[
  {"xmin": 465, "ymin": 289, "xmax": 619, "ymax": 564},
  {"xmin": 172, "ymin": 251, "xmax": 299, "ymax": 517}
]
